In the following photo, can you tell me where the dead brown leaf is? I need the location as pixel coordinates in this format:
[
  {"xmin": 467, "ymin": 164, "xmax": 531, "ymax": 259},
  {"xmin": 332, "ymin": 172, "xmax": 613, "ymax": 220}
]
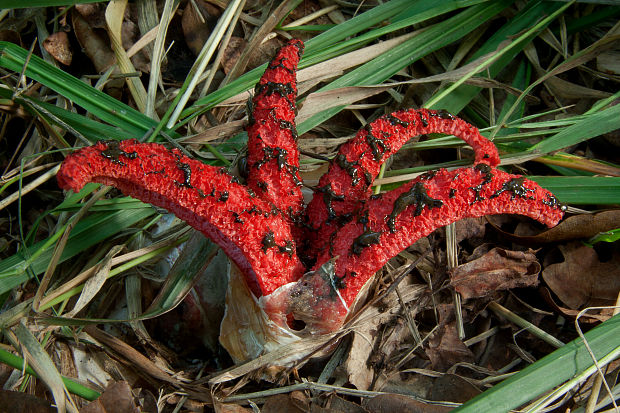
[
  {"xmin": 221, "ymin": 37, "xmax": 247, "ymax": 75},
  {"xmin": 43, "ymin": 32, "xmax": 72, "ymax": 65},
  {"xmin": 365, "ymin": 393, "xmax": 452, "ymax": 413},
  {"xmin": 72, "ymin": 9, "xmax": 124, "ymax": 98},
  {"xmin": 344, "ymin": 328, "xmax": 375, "ymax": 391},
  {"xmin": 325, "ymin": 393, "xmax": 369, "ymax": 412},
  {"xmin": 455, "ymin": 218, "xmax": 486, "ymax": 244},
  {"xmin": 539, "ymin": 287, "xmax": 613, "ymax": 323},
  {"xmin": 427, "ymin": 321, "xmax": 475, "ymax": 371},
  {"xmin": 182, "ymin": 1, "xmax": 213, "ymax": 56},
  {"xmin": 489, "ymin": 210, "xmax": 620, "ymax": 245},
  {"xmin": 215, "ymin": 402, "xmax": 254, "ymax": 413},
  {"xmin": 542, "ymin": 242, "xmax": 620, "ymax": 309},
  {"xmin": 261, "ymin": 392, "xmax": 308, "ymax": 413},
  {"xmin": 449, "ymin": 248, "xmax": 540, "ymax": 300},
  {"xmin": 0, "ymin": 390, "xmax": 55, "ymax": 413},
  {"xmin": 426, "ymin": 306, "xmax": 474, "ymax": 371},
  {"xmin": 80, "ymin": 381, "xmax": 139, "ymax": 413},
  {"xmin": 428, "ymin": 374, "xmax": 481, "ymax": 403}
]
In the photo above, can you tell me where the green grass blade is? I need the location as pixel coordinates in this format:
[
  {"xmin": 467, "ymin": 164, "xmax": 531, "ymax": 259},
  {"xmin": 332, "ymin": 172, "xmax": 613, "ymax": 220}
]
[
  {"xmin": 179, "ymin": 0, "xmax": 487, "ymax": 126},
  {"xmin": 427, "ymin": 0, "xmax": 565, "ymax": 114},
  {"xmin": 0, "ymin": 41, "xmax": 157, "ymax": 137},
  {"xmin": 0, "ymin": 207, "xmax": 156, "ymax": 295},
  {"xmin": 144, "ymin": 231, "xmax": 219, "ymax": 316},
  {"xmin": 528, "ymin": 176, "xmax": 620, "ymax": 204},
  {"xmin": 454, "ymin": 313, "xmax": 620, "ymax": 412},
  {"xmin": 297, "ymin": 0, "xmax": 513, "ymax": 135},
  {"xmin": 531, "ymin": 102, "xmax": 620, "ymax": 153},
  {"xmin": 14, "ymin": 322, "xmax": 75, "ymax": 411},
  {"xmin": 0, "ymin": 347, "xmax": 100, "ymax": 400}
]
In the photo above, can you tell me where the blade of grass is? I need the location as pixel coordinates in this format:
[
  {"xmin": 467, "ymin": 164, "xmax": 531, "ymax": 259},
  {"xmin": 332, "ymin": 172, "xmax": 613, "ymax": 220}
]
[
  {"xmin": 0, "ymin": 207, "xmax": 156, "ymax": 295},
  {"xmin": 0, "ymin": 347, "xmax": 100, "ymax": 400},
  {"xmin": 179, "ymin": 0, "xmax": 481, "ymax": 125},
  {"xmin": 145, "ymin": 231, "xmax": 219, "ymax": 315},
  {"xmin": 145, "ymin": 0, "xmax": 177, "ymax": 118},
  {"xmin": 425, "ymin": 1, "xmax": 574, "ymax": 110},
  {"xmin": 0, "ymin": 41, "xmax": 158, "ymax": 137},
  {"xmin": 528, "ymin": 176, "xmax": 620, "ymax": 204},
  {"xmin": 14, "ymin": 322, "xmax": 77, "ymax": 413},
  {"xmin": 105, "ymin": 0, "xmax": 148, "ymax": 113},
  {"xmin": 164, "ymin": 0, "xmax": 245, "ymax": 129},
  {"xmin": 531, "ymin": 101, "xmax": 620, "ymax": 153},
  {"xmin": 454, "ymin": 313, "xmax": 620, "ymax": 412},
  {"xmin": 297, "ymin": 0, "xmax": 513, "ymax": 135},
  {"xmin": 427, "ymin": 0, "xmax": 566, "ymax": 114}
]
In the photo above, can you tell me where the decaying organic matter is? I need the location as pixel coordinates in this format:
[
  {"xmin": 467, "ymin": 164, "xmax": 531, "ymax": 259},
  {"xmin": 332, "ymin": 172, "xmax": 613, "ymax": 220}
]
[{"xmin": 58, "ymin": 39, "xmax": 565, "ymax": 352}]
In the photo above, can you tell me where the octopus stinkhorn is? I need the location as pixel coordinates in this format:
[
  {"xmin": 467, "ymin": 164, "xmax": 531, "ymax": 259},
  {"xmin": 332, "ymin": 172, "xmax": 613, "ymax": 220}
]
[{"xmin": 58, "ymin": 39, "xmax": 565, "ymax": 356}]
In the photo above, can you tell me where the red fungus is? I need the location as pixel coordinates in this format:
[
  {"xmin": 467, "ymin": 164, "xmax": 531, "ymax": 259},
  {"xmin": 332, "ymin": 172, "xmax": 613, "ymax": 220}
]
[
  {"xmin": 298, "ymin": 166, "xmax": 565, "ymax": 333},
  {"xmin": 246, "ymin": 39, "xmax": 304, "ymax": 222},
  {"xmin": 57, "ymin": 139, "xmax": 305, "ymax": 298},
  {"xmin": 57, "ymin": 39, "xmax": 565, "ymax": 341}
]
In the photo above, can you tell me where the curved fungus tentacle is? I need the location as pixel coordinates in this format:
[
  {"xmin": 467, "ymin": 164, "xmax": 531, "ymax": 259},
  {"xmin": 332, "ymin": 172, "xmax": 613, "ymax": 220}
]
[
  {"xmin": 57, "ymin": 139, "xmax": 305, "ymax": 297},
  {"xmin": 58, "ymin": 39, "xmax": 565, "ymax": 350}
]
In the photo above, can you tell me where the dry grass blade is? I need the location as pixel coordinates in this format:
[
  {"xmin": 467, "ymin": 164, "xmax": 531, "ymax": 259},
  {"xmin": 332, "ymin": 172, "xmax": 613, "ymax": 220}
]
[
  {"xmin": 166, "ymin": 0, "xmax": 245, "ymax": 128},
  {"xmin": 64, "ymin": 245, "xmax": 123, "ymax": 318},
  {"xmin": 0, "ymin": 164, "xmax": 59, "ymax": 211},
  {"xmin": 83, "ymin": 325, "xmax": 185, "ymax": 386},
  {"xmin": 33, "ymin": 187, "xmax": 110, "ymax": 312},
  {"xmin": 145, "ymin": 0, "xmax": 177, "ymax": 118},
  {"xmin": 105, "ymin": 0, "xmax": 148, "ymax": 113},
  {"xmin": 13, "ymin": 322, "xmax": 78, "ymax": 413}
]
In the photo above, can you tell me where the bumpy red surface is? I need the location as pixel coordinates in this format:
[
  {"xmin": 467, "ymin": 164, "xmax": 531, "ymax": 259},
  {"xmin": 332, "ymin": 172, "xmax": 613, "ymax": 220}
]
[
  {"xmin": 306, "ymin": 166, "xmax": 564, "ymax": 332},
  {"xmin": 304, "ymin": 108, "xmax": 501, "ymax": 258},
  {"xmin": 246, "ymin": 39, "xmax": 304, "ymax": 222},
  {"xmin": 57, "ymin": 139, "xmax": 305, "ymax": 297}
]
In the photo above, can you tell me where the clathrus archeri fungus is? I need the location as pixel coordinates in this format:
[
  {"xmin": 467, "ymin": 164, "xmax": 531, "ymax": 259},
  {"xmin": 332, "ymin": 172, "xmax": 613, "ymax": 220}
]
[{"xmin": 58, "ymin": 39, "xmax": 565, "ymax": 339}]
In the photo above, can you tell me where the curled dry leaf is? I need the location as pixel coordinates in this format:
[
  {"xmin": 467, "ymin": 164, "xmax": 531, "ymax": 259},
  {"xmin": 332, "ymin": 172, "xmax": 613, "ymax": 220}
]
[
  {"xmin": 489, "ymin": 210, "xmax": 620, "ymax": 245},
  {"xmin": 539, "ymin": 287, "xmax": 613, "ymax": 323},
  {"xmin": 542, "ymin": 242, "xmax": 620, "ymax": 309},
  {"xmin": 449, "ymin": 248, "xmax": 540, "ymax": 300},
  {"xmin": 43, "ymin": 32, "xmax": 72, "ymax": 65}
]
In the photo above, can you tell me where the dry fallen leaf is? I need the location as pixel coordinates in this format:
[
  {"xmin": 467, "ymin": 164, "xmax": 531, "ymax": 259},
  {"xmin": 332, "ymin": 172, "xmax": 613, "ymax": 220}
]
[
  {"xmin": 261, "ymin": 392, "xmax": 308, "ymax": 413},
  {"xmin": 80, "ymin": 381, "xmax": 139, "ymax": 413},
  {"xmin": 449, "ymin": 248, "xmax": 540, "ymax": 300},
  {"xmin": 221, "ymin": 37, "xmax": 247, "ymax": 75},
  {"xmin": 489, "ymin": 210, "xmax": 620, "ymax": 245},
  {"xmin": 427, "ymin": 321, "xmax": 475, "ymax": 372},
  {"xmin": 542, "ymin": 242, "xmax": 620, "ymax": 309},
  {"xmin": 43, "ymin": 31, "xmax": 72, "ymax": 65},
  {"xmin": 0, "ymin": 390, "xmax": 55, "ymax": 413},
  {"xmin": 182, "ymin": 1, "xmax": 213, "ymax": 56},
  {"xmin": 365, "ymin": 393, "xmax": 452, "ymax": 413},
  {"xmin": 428, "ymin": 374, "xmax": 481, "ymax": 403},
  {"xmin": 426, "ymin": 306, "xmax": 474, "ymax": 371}
]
